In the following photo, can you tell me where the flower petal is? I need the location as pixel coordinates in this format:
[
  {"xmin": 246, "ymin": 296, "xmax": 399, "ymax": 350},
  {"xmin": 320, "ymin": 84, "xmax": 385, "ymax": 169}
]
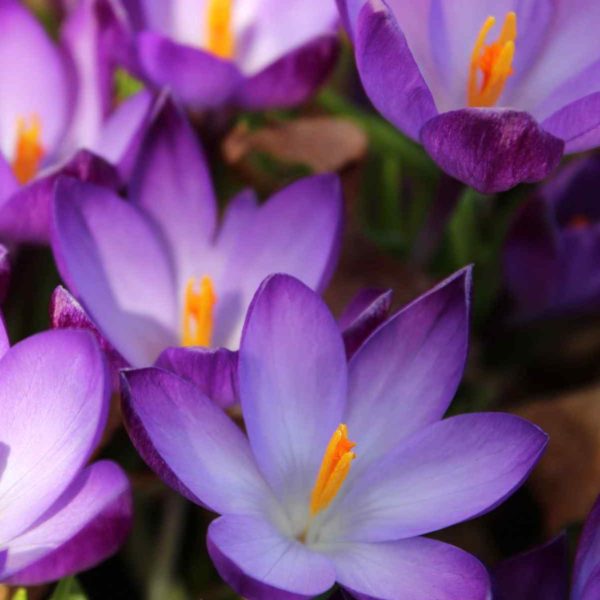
[
  {"xmin": 493, "ymin": 535, "xmax": 569, "ymax": 600},
  {"xmin": 155, "ymin": 346, "xmax": 238, "ymax": 409},
  {"xmin": 329, "ymin": 537, "xmax": 490, "ymax": 600},
  {"xmin": 208, "ymin": 514, "xmax": 336, "ymax": 600},
  {"xmin": 3, "ymin": 461, "xmax": 131, "ymax": 585},
  {"xmin": 339, "ymin": 288, "xmax": 392, "ymax": 359},
  {"xmin": 0, "ymin": 330, "xmax": 109, "ymax": 543},
  {"xmin": 239, "ymin": 275, "xmax": 347, "ymax": 506},
  {"xmin": 420, "ymin": 109, "xmax": 564, "ymax": 194},
  {"xmin": 574, "ymin": 495, "xmax": 600, "ymax": 600},
  {"xmin": 130, "ymin": 97, "xmax": 217, "ymax": 284},
  {"xmin": 345, "ymin": 268, "xmax": 471, "ymax": 470},
  {"xmin": 52, "ymin": 177, "xmax": 178, "ymax": 366},
  {"xmin": 121, "ymin": 367, "xmax": 271, "ymax": 514},
  {"xmin": 325, "ymin": 413, "xmax": 547, "ymax": 543},
  {"xmin": 355, "ymin": 0, "xmax": 437, "ymax": 141}
]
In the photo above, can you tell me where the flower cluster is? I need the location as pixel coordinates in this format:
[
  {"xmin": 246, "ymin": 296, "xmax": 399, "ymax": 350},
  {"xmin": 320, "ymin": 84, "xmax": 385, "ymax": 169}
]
[{"xmin": 0, "ymin": 1, "xmax": 599, "ymax": 599}]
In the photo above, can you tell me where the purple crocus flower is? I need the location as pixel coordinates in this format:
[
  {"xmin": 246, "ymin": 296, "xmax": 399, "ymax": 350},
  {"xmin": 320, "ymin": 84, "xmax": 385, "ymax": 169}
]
[
  {"xmin": 339, "ymin": 0, "xmax": 600, "ymax": 193},
  {"xmin": 117, "ymin": 0, "xmax": 340, "ymax": 110},
  {"xmin": 494, "ymin": 494, "xmax": 600, "ymax": 600},
  {"xmin": 503, "ymin": 155, "xmax": 600, "ymax": 321},
  {"xmin": 121, "ymin": 269, "xmax": 547, "ymax": 600},
  {"xmin": 0, "ymin": 321, "xmax": 131, "ymax": 584},
  {"xmin": 0, "ymin": 0, "xmax": 154, "ymax": 244},
  {"xmin": 51, "ymin": 100, "xmax": 343, "ymax": 379}
]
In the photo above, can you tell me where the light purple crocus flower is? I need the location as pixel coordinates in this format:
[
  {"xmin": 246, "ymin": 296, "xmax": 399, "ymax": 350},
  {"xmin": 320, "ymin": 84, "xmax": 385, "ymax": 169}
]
[
  {"xmin": 493, "ymin": 493, "xmax": 600, "ymax": 600},
  {"xmin": 339, "ymin": 0, "xmax": 600, "ymax": 193},
  {"xmin": 503, "ymin": 156, "xmax": 600, "ymax": 321},
  {"xmin": 0, "ymin": 320, "xmax": 131, "ymax": 584},
  {"xmin": 0, "ymin": 0, "xmax": 154, "ymax": 244},
  {"xmin": 117, "ymin": 0, "xmax": 340, "ymax": 109},
  {"xmin": 51, "ymin": 100, "xmax": 343, "ymax": 380},
  {"xmin": 121, "ymin": 269, "xmax": 547, "ymax": 600}
]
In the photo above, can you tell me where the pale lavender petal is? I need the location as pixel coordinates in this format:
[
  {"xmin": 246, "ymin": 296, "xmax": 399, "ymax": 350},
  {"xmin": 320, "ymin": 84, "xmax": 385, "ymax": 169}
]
[
  {"xmin": 3, "ymin": 461, "xmax": 131, "ymax": 585},
  {"xmin": 493, "ymin": 535, "xmax": 569, "ymax": 600},
  {"xmin": 574, "ymin": 495, "xmax": 600, "ymax": 600},
  {"xmin": 339, "ymin": 288, "xmax": 392, "ymax": 359},
  {"xmin": 420, "ymin": 109, "xmax": 564, "ymax": 194},
  {"xmin": 121, "ymin": 367, "xmax": 271, "ymax": 514},
  {"xmin": 324, "ymin": 413, "xmax": 547, "ymax": 543},
  {"xmin": 354, "ymin": 0, "xmax": 437, "ymax": 141},
  {"xmin": 155, "ymin": 347, "xmax": 238, "ymax": 409},
  {"xmin": 0, "ymin": 330, "xmax": 109, "ymax": 543},
  {"xmin": 345, "ymin": 268, "xmax": 471, "ymax": 470},
  {"xmin": 239, "ymin": 275, "xmax": 347, "ymax": 507},
  {"xmin": 135, "ymin": 31, "xmax": 242, "ymax": 108},
  {"xmin": 52, "ymin": 178, "xmax": 178, "ymax": 367},
  {"xmin": 130, "ymin": 98, "xmax": 217, "ymax": 283},
  {"xmin": 215, "ymin": 188, "xmax": 259, "ymax": 259},
  {"xmin": 329, "ymin": 537, "xmax": 490, "ymax": 600},
  {"xmin": 208, "ymin": 514, "xmax": 336, "ymax": 600}
]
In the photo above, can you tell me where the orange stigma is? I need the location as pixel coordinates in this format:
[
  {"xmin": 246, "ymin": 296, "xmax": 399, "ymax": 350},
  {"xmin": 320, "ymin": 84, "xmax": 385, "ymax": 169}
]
[
  {"xmin": 206, "ymin": 0, "xmax": 235, "ymax": 59},
  {"xmin": 310, "ymin": 424, "xmax": 356, "ymax": 517},
  {"xmin": 11, "ymin": 115, "xmax": 45, "ymax": 184},
  {"xmin": 182, "ymin": 276, "xmax": 217, "ymax": 347},
  {"xmin": 468, "ymin": 12, "xmax": 517, "ymax": 107}
]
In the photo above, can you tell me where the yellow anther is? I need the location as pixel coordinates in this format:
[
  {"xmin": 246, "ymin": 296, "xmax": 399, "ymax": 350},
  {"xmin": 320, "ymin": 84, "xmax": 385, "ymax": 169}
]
[
  {"xmin": 206, "ymin": 0, "xmax": 235, "ymax": 59},
  {"xmin": 310, "ymin": 424, "xmax": 356, "ymax": 516},
  {"xmin": 468, "ymin": 12, "xmax": 517, "ymax": 108},
  {"xmin": 11, "ymin": 115, "xmax": 45, "ymax": 184},
  {"xmin": 182, "ymin": 276, "xmax": 217, "ymax": 347}
]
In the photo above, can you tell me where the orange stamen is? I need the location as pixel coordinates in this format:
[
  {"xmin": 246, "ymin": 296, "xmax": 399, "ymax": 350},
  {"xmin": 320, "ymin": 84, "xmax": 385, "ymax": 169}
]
[
  {"xmin": 568, "ymin": 215, "xmax": 591, "ymax": 230},
  {"xmin": 11, "ymin": 115, "xmax": 45, "ymax": 184},
  {"xmin": 310, "ymin": 424, "xmax": 356, "ymax": 516},
  {"xmin": 182, "ymin": 276, "xmax": 217, "ymax": 347},
  {"xmin": 206, "ymin": 0, "xmax": 235, "ymax": 59},
  {"xmin": 468, "ymin": 12, "xmax": 517, "ymax": 107}
]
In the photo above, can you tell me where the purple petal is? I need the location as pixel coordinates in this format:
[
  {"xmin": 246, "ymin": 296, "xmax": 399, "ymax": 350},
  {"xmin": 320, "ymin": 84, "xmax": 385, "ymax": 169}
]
[
  {"xmin": 339, "ymin": 288, "xmax": 393, "ymax": 359},
  {"xmin": 326, "ymin": 413, "xmax": 547, "ymax": 543},
  {"xmin": 0, "ymin": 0, "xmax": 74, "ymax": 159},
  {"xmin": 421, "ymin": 109, "xmax": 565, "ymax": 194},
  {"xmin": 121, "ymin": 367, "xmax": 271, "ymax": 514},
  {"xmin": 330, "ymin": 537, "xmax": 490, "ymax": 600},
  {"xmin": 355, "ymin": 0, "xmax": 437, "ymax": 141},
  {"xmin": 574, "ymin": 495, "xmax": 600, "ymax": 600},
  {"xmin": 52, "ymin": 178, "xmax": 178, "ymax": 366},
  {"xmin": 215, "ymin": 188, "xmax": 259, "ymax": 259},
  {"xmin": 493, "ymin": 535, "xmax": 569, "ymax": 600},
  {"xmin": 207, "ymin": 514, "xmax": 336, "ymax": 600},
  {"xmin": 130, "ymin": 97, "xmax": 217, "ymax": 283},
  {"xmin": 135, "ymin": 31, "xmax": 242, "ymax": 108},
  {"xmin": 0, "ymin": 155, "xmax": 18, "ymax": 199},
  {"xmin": 0, "ymin": 330, "xmax": 109, "ymax": 542},
  {"xmin": 213, "ymin": 174, "xmax": 343, "ymax": 349},
  {"xmin": 239, "ymin": 275, "xmax": 347, "ymax": 504},
  {"xmin": 155, "ymin": 347, "xmax": 238, "ymax": 409},
  {"xmin": 237, "ymin": 35, "xmax": 339, "ymax": 110},
  {"xmin": 3, "ymin": 461, "xmax": 131, "ymax": 585},
  {"xmin": 345, "ymin": 268, "xmax": 471, "ymax": 471}
]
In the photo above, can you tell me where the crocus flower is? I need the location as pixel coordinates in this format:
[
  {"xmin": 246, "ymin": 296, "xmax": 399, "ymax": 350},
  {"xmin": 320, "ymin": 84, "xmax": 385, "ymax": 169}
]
[
  {"xmin": 117, "ymin": 0, "xmax": 340, "ymax": 109},
  {"xmin": 339, "ymin": 0, "xmax": 600, "ymax": 193},
  {"xmin": 51, "ymin": 100, "xmax": 343, "ymax": 374},
  {"xmin": 121, "ymin": 269, "xmax": 547, "ymax": 600},
  {"xmin": 0, "ymin": 0, "xmax": 154, "ymax": 244},
  {"xmin": 493, "ymin": 494, "xmax": 600, "ymax": 600},
  {"xmin": 0, "ymin": 321, "xmax": 131, "ymax": 584},
  {"xmin": 503, "ymin": 155, "xmax": 600, "ymax": 321}
]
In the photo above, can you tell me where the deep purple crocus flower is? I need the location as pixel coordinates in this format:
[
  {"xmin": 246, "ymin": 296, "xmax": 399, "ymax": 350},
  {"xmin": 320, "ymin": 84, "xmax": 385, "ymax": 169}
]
[
  {"xmin": 0, "ymin": 0, "xmax": 154, "ymax": 244},
  {"xmin": 494, "ymin": 494, "xmax": 600, "ymax": 600},
  {"xmin": 339, "ymin": 0, "xmax": 600, "ymax": 193},
  {"xmin": 0, "ymin": 321, "xmax": 131, "ymax": 584},
  {"xmin": 121, "ymin": 269, "xmax": 547, "ymax": 600},
  {"xmin": 116, "ymin": 0, "xmax": 340, "ymax": 110},
  {"xmin": 503, "ymin": 155, "xmax": 600, "ymax": 321},
  {"xmin": 51, "ymin": 100, "xmax": 343, "ymax": 382}
]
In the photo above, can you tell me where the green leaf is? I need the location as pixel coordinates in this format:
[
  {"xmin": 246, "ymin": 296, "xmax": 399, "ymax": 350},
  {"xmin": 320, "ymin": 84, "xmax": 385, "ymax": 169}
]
[
  {"xmin": 13, "ymin": 589, "xmax": 28, "ymax": 600},
  {"xmin": 49, "ymin": 577, "xmax": 88, "ymax": 600},
  {"xmin": 114, "ymin": 68, "xmax": 144, "ymax": 102}
]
